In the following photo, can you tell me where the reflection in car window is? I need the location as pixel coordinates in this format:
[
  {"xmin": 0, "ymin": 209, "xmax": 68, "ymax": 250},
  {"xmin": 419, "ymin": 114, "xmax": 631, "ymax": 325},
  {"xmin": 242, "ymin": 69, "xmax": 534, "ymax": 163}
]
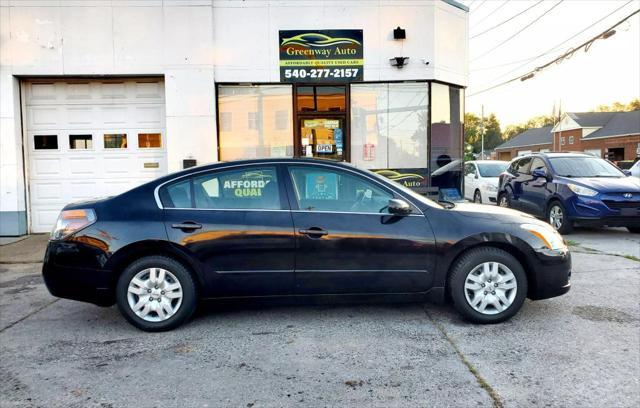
[
  {"xmin": 530, "ymin": 158, "xmax": 547, "ymax": 173},
  {"xmin": 515, "ymin": 157, "xmax": 532, "ymax": 174},
  {"xmin": 289, "ymin": 166, "xmax": 393, "ymax": 213},
  {"xmin": 160, "ymin": 167, "xmax": 281, "ymax": 210}
]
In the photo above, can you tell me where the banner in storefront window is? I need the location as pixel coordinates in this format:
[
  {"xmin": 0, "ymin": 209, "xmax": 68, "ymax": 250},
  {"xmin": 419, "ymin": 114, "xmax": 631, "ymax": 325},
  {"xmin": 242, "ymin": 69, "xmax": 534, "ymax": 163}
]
[{"xmin": 279, "ymin": 30, "xmax": 364, "ymax": 83}]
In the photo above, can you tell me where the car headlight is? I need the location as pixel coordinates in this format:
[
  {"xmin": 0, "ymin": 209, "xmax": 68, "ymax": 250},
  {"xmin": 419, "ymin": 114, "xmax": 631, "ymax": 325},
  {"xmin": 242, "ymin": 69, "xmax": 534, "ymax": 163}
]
[
  {"xmin": 521, "ymin": 223, "xmax": 567, "ymax": 251},
  {"xmin": 567, "ymin": 183, "xmax": 598, "ymax": 197},
  {"xmin": 50, "ymin": 209, "xmax": 97, "ymax": 241},
  {"xmin": 482, "ymin": 183, "xmax": 498, "ymax": 192}
]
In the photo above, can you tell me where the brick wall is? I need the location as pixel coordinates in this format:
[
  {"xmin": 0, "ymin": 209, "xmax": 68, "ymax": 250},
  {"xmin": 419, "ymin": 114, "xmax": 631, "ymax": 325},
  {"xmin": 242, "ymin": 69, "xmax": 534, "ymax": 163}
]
[{"xmin": 553, "ymin": 131, "xmax": 639, "ymax": 160}]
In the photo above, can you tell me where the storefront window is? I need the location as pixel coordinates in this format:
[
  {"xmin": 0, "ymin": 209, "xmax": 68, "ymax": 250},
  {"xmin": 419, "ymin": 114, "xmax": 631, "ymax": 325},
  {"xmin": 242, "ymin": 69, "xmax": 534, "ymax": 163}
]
[
  {"xmin": 218, "ymin": 85, "xmax": 294, "ymax": 160},
  {"xmin": 430, "ymin": 83, "xmax": 463, "ymax": 200},
  {"xmin": 350, "ymin": 83, "xmax": 428, "ymax": 169}
]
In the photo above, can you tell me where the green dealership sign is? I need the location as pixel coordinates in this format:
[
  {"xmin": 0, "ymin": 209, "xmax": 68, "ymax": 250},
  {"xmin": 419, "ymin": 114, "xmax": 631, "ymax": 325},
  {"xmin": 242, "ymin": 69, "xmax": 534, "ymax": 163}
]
[{"xmin": 279, "ymin": 30, "xmax": 364, "ymax": 83}]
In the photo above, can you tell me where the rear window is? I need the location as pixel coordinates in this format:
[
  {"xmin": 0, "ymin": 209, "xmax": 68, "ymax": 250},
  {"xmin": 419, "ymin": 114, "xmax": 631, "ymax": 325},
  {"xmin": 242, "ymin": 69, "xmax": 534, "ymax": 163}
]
[{"xmin": 160, "ymin": 166, "xmax": 281, "ymax": 210}]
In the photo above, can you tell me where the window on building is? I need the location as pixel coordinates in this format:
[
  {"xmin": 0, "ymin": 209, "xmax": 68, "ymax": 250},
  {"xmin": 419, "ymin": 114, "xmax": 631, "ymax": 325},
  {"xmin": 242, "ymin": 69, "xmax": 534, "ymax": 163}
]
[
  {"xmin": 568, "ymin": 136, "xmax": 574, "ymax": 145},
  {"xmin": 561, "ymin": 136, "xmax": 566, "ymax": 145},
  {"xmin": 350, "ymin": 82, "xmax": 428, "ymax": 170},
  {"xmin": 430, "ymin": 83, "xmax": 463, "ymax": 199},
  {"xmin": 288, "ymin": 166, "xmax": 393, "ymax": 213},
  {"xmin": 218, "ymin": 85, "xmax": 294, "ymax": 160},
  {"xmin": 34, "ymin": 135, "xmax": 58, "ymax": 150},
  {"xmin": 138, "ymin": 133, "xmax": 162, "ymax": 148},
  {"xmin": 248, "ymin": 112, "xmax": 258, "ymax": 130},
  {"xmin": 316, "ymin": 86, "xmax": 346, "ymax": 112},
  {"xmin": 220, "ymin": 112, "xmax": 232, "ymax": 132},
  {"xmin": 104, "ymin": 134, "xmax": 127, "ymax": 149},
  {"xmin": 297, "ymin": 86, "xmax": 315, "ymax": 111},
  {"xmin": 69, "ymin": 134, "xmax": 92, "ymax": 149}
]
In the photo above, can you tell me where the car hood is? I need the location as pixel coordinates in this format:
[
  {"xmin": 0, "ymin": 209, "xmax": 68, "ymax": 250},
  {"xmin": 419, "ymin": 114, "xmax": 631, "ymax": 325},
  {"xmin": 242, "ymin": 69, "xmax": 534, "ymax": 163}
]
[
  {"xmin": 556, "ymin": 176, "xmax": 640, "ymax": 193},
  {"xmin": 448, "ymin": 202, "xmax": 539, "ymax": 223},
  {"xmin": 479, "ymin": 176, "xmax": 499, "ymax": 184}
]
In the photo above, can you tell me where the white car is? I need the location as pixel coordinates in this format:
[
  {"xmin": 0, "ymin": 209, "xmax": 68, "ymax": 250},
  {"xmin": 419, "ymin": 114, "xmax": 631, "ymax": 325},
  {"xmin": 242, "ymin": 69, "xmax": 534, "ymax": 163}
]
[
  {"xmin": 463, "ymin": 160, "xmax": 509, "ymax": 204},
  {"xmin": 630, "ymin": 160, "xmax": 640, "ymax": 179}
]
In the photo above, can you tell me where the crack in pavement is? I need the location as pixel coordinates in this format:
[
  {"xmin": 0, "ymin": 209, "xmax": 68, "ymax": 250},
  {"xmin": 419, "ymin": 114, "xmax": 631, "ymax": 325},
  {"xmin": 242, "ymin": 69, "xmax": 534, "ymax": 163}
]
[
  {"xmin": 425, "ymin": 308, "xmax": 504, "ymax": 408},
  {"xmin": 0, "ymin": 298, "xmax": 59, "ymax": 334}
]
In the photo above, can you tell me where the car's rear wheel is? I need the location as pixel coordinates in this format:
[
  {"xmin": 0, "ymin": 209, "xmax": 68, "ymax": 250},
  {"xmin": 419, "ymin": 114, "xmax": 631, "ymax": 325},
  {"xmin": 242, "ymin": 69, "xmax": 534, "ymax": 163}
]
[
  {"xmin": 473, "ymin": 190, "xmax": 482, "ymax": 204},
  {"xmin": 627, "ymin": 227, "xmax": 640, "ymax": 233},
  {"xmin": 449, "ymin": 247, "xmax": 527, "ymax": 324},
  {"xmin": 547, "ymin": 201, "xmax": 573, "ymax": 234},
  {"xmin": 116, "ymin": 256, "xmax": 197, "ymax": 331},
  {"xmin": 497, "ymin": 192, "xmax": 510, "ymax": 208}
]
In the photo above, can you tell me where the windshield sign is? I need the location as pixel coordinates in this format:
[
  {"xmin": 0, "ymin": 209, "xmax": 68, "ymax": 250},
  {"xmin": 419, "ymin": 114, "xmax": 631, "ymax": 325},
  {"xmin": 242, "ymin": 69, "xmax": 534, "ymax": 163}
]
[
  {"xmin": 549, "ymin": 157, "xmax": 624, "ymax": 178},
  {"xmin": 478, "ymin": 163, "xmax": 508, "ymax": 177}
]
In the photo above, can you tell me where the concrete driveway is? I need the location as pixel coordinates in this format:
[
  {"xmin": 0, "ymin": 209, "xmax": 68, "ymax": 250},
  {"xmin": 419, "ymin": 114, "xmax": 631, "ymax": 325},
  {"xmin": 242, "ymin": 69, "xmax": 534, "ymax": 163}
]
[{"xmin": 0, "ymin": 232, "xmax": 638, "ymax": 408}]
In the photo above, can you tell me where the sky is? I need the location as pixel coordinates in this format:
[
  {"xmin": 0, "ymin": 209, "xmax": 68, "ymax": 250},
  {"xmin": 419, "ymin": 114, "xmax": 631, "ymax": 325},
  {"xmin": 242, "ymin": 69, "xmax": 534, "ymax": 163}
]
[{"xmin": 461, "ymin": 0, "xmax": 640, "ymax": 127}]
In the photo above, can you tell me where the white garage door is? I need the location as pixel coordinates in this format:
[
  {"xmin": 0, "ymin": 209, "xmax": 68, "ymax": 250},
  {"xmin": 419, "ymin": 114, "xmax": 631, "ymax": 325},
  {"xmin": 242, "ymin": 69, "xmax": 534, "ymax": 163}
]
[{"xmin": 24, "ymin": 79, "xmax": 167, "ymax": 233}]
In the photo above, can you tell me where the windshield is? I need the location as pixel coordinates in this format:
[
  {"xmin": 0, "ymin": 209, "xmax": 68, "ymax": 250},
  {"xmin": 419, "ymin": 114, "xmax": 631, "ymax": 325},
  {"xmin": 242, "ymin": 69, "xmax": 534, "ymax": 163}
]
[
  {"xmin": 549, "ymin": 157, "xmax": 624, "ymax": 178},
  {"xmin": 477, "ymin": 162, "xmax": 508, "ymax": 178}
]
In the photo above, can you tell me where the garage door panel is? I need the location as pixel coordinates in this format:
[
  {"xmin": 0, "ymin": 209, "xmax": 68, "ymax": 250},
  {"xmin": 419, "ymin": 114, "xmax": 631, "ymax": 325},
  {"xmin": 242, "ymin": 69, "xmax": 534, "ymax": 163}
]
[{"xmin": 26, "ymin": 78, "xmax": 166, "ymax": 233}]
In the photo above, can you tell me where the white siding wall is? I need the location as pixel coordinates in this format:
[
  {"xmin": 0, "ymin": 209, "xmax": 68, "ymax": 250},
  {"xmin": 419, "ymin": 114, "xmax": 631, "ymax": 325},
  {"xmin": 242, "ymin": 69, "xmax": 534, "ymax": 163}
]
[{"xmin": 0, "ymin": 0, "xmax": 468, "ymax": 234}]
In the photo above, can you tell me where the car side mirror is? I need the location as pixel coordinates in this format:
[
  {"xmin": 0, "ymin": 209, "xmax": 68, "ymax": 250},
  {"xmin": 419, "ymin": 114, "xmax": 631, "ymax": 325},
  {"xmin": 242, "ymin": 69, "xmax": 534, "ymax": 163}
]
[
  {"xmin": 622, "ymin": 170, "xmax": 631, "ymax": 176},
  {"xmin": 532, "ymin": 169, "xmax": 547, "ymax": 179},
  {"xmin": 388, "ymin": 199, "xmax": 412, "ymax": 215},
  {"xmin": 474, "ymin": 174, "xmax": 479, "ymax": 179}
]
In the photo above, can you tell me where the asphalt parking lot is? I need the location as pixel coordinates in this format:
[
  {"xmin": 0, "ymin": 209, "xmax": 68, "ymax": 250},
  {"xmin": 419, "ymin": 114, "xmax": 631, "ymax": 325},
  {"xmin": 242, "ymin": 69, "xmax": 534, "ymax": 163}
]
[{"xmin": 1, "ymin": 230, "xmax": 639, "ymax": 408}]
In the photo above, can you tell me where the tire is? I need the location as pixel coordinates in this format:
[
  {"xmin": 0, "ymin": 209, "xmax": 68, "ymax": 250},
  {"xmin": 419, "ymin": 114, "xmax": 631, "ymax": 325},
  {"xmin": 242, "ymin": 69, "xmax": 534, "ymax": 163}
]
[
  {"xmin": 628, "ymin": 227, "xmax": 640, "ymax": 233},
  {"xmin": 448, "ymin": 247, "xmax": 527, "ymax": 324},
  {"xmin": 116, "ymin": 255, "xmax": 197, "ymax": 332},
  {"xmin": 547, "ymin": 200, "xmax": 573, "ymax": 234},
  {"xmin": 473, "ymin": 190, "xmax": 482, "ymax": 204},
  {"xmin": 497, "ymin": 192, "xmax": 510, "ymax": 208}
]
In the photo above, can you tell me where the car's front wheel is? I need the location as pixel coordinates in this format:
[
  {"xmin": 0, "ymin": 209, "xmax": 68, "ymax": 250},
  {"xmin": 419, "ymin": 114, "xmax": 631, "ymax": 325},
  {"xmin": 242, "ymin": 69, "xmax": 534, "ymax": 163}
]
[
  {"xmin": 497, "ymin": 192, "xmax": 510, "ymax": 208},
  {"xmin": 116, "ymin": 255, "xmax": 197, "ymax": 331},
  {"xmin": 547, "ymin": 201, "xmax": 573, "ymax": 234},
  {"xmin": 449, "ymin": 247, "xmax": 527, "ymax": 324},
  {"xmin": 473, "ymin": 190, "xmax": 482, "ymax": 204}
]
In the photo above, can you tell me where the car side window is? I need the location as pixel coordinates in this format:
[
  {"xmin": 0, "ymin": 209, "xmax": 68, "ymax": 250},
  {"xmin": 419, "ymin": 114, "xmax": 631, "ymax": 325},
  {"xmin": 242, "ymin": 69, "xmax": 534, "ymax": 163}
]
[
  {"xmin": 464, "ymin": 163, "xmax": 476, "ymax": 176},
  {"xmin": 516, "ymin": 157, "xmax": 533, "ymax": 174},
  {"xmin": 288, "ymin": 166, "xmax": 393, "ymax": 213},
  {"xmin": 530, "ymin": 158, "xmax": 547, "ymax": 173},
  {"xmin": 160, "ymin": 166, "xmax": 281, "ymax": 210}
]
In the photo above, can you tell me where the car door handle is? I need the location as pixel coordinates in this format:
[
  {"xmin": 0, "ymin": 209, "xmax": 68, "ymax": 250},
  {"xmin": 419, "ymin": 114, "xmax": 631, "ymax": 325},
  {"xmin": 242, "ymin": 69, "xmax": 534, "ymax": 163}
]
[
  {"xmin": 172, "ymin": 222, "xmax": 202, "ymax": 231},
  {"xmin": 299, "ymin": 228, "xmax": 328, "ymax": 237}
]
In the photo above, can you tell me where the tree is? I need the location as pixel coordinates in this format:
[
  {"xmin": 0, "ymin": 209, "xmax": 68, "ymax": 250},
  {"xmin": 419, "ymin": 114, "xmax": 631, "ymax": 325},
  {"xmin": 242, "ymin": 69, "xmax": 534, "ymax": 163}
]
[
  {"xmin": 464, "ymin": 112, "xmax": 503, "ymax": 153},
  {"xmin": 595, "ymin": 98, "xmax": 640, "ymax": 112}
]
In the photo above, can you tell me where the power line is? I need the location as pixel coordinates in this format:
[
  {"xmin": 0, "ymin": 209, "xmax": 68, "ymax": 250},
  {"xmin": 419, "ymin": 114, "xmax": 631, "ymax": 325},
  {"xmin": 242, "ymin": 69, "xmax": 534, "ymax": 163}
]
[
  {"xmin": 471, "ymin": 1, "xmax": 510, "ymax": 30},
  {"xmin": 472, "ymin": 0, "xmax": 488, "ymax": 13},
  {"xmin": 471, "ymin": 0, "xmax": 634, "ymax": 73},
  {"xmin": 471, "ymin": 0, "xmax": 565, "ymax": 62},
  {"xmin": 471, "ymin": 0, "xmax": 545, "ymax": 39},
  {"xmin": 467, "ymin": 8, "xmax": 640, "ymax": 98}
]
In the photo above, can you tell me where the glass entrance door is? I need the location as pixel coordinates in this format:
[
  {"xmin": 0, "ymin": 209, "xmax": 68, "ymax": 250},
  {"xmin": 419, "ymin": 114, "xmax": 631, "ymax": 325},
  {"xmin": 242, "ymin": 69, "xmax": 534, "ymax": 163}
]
[
  {"xmin": 295, "ymin": 85, "xmax": 348, "ymax": 161},
  {"xmin": 299, "ymin": 117, "xmax": 345, "ymax": 161}
]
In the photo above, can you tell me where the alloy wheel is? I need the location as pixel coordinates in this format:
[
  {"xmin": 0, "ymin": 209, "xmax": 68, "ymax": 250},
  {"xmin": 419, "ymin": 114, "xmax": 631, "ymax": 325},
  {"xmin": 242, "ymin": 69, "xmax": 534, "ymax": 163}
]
[
  {"xmin": 464, "ymin": 262, "xmax": 517, "ymax": 315},
  {"xmin": 549, "ymin": 205, "xmax": 563, "ymax": 230},
  {"xmin": 126, "ymin": 268, "xmax": 183, "ymax": 322},
  {"xmin": 499, "ymin": 195, "xmax": 508, "ymax": 207},
  {"xmin": 474, "ymin": 191, "xmax": 482, "ymax": 204}
]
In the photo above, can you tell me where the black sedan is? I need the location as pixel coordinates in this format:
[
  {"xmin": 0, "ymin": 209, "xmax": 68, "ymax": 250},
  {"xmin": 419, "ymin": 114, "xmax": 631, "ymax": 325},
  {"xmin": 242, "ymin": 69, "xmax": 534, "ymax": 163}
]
[{"xmin": 43, "ymin": 158, "xmax": 571, "ymax": 331}]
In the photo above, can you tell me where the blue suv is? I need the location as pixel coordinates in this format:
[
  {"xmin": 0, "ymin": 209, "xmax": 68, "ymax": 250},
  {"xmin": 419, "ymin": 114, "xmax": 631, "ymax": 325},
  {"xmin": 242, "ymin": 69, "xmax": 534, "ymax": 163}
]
[{"xmin": 497, "ymin": 153, "xmax": 640, "ymax": 234}]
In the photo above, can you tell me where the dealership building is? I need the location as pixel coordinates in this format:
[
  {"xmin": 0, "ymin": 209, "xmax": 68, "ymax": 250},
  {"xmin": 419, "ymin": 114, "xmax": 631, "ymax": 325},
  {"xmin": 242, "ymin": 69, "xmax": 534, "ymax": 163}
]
[{"xmin": 0, "ymin": 0, "xmax": 469, "ymax": 235}]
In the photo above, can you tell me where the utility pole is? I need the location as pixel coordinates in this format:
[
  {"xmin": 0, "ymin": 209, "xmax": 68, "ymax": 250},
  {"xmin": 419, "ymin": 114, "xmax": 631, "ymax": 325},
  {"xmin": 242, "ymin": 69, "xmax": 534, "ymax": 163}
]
[{"xmin": 480, "ymin": 105, "xmax": 485, "ymax": 159}]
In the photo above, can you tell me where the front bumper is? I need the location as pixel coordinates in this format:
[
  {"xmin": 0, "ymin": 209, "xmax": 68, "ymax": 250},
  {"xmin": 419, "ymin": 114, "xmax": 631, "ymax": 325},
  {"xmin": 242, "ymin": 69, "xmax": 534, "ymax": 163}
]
[
  {"xmin": 42, "ymin": 240, "xmax": 115, "ymax": 306},
  {"xmin": 527, "ymin": 250, "xmax": 572, "ymax": 300},
  {"xmin": 567, "ymin": 194, "xmax": 640, "ymax": 227}
]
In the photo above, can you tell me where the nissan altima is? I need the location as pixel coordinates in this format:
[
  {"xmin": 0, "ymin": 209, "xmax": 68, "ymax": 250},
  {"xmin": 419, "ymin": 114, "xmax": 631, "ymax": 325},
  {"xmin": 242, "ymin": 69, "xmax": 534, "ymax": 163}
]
[{"xmin": 43, "ymin": 158, "xmax": 571, "ymax": 331}]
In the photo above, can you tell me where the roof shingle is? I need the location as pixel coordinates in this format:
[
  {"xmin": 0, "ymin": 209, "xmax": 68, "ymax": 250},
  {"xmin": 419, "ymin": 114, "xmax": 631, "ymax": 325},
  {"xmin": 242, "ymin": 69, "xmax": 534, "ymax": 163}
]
[{"xmin": 495, "ymin": 125, "xmax": 553, "ymax": 150}]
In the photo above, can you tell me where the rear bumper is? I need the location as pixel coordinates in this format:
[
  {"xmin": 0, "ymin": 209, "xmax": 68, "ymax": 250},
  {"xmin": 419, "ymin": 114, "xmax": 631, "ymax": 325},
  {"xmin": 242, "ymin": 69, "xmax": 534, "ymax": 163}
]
[
  {"xmin": 527, "ymin": 250, "xmax": 572, "ymax": 300},
  {"xmin": 42, "ymin": 241, "xmax": 115, "ymax": 306}
]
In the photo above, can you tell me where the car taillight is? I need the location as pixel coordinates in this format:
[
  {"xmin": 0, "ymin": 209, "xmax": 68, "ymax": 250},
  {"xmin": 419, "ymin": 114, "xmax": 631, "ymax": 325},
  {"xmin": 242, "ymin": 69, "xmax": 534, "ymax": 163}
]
[{"xmin": 50, "ymin": 209, "xmax": 97, "ymax": 241}]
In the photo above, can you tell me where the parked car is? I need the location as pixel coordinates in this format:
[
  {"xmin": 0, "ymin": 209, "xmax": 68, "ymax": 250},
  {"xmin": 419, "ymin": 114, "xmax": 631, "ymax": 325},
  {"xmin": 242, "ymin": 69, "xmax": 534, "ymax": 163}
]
[
  {"xmin": 463, "ymin": 160, "xmax": 509, "ymax": 204},
  {"xmin": 43, "ymin": 158, "xmax": 571, "ymax": 331},
  {"xmin": 497, "ymin": 153, "xmax": 640, "ymax": 234},
  {"xmin": 630, "ymin": 160, "xmax": 640, "ymax": 179}
]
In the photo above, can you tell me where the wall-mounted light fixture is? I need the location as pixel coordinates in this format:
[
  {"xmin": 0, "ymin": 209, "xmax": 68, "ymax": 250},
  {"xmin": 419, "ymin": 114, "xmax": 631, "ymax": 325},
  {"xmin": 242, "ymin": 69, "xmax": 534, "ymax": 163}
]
[
  {"xmin": 390, "ymin": 57, "xmax": 409, "ymax": 68},
  {"xmin": 393, "ymin": 27, "xmax": 406, "ymax": 40}
]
